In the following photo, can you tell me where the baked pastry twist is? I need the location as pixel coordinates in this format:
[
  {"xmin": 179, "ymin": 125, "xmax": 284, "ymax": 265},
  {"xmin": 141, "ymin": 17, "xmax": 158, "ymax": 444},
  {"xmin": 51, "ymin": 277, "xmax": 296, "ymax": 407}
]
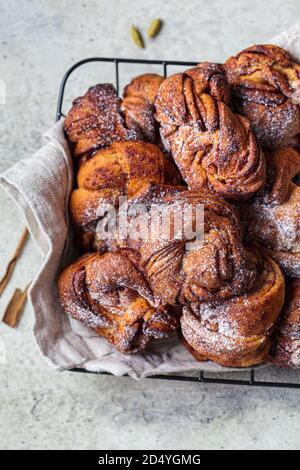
[
  {"xmin": 58, "ymin": 251, "xmax": 177, "ymax": 353},
  {"xmin": 225, "ymin": 44, "xmax": 300, "ymax": 147},
  {"xmin": 180, "ymin": 249, "xmax": 285, "ymax": 367},
  {"xmin": 64, "ymin": 75, "xmax": 165, "ymax": 164},
  {"xmin": 121, "ymin": 73, "xmax": 164, "ymax": 143},
  {"xmin": 123, "ymin": 185, "xmax": 284, "ymax": 366},
  {"xmin": 70, "ymin": 141, "xmax": 166, "ymax": 252},
  {"xmin": 64, "ymin": 84, "xmax": 142, "ymax": 163},
  {"xmin": 269, "ymin": 279, "xmax": 300, "ymax": 368},
  {"xmin": 124, "ymin": 184, "xmax": 257, "ymax": 305},
  {"xmin": 155, "ymin": 63, "xmax": 266, "ymax": 201},
  {"xmin": 244, "ymin": 147, "xmax": 300, "ymax": 277},
  {"xmin": 124, "ymin": 73, "xmax": 165, "ymax": 105}
]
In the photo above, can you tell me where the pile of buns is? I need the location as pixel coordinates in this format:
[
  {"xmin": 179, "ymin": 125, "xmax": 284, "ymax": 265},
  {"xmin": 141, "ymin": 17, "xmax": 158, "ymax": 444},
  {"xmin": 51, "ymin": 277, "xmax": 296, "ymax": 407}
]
[{"xmin": 58, "ymin": 44, "xmax": 300, "ymax": 369}]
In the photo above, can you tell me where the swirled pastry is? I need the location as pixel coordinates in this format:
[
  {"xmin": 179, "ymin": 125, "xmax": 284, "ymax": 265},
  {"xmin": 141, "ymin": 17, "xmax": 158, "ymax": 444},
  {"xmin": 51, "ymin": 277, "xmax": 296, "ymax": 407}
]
[
  {"xmin": 180, "ymin": 249, "xmax": 285, "ymax": 367},
  {"xmin": 64, "ymin": 84, "xmax": 142, "ymax": 162},
  {"xmin": 121, "ymin": 73, "xmax": 164, "ymax": 143},
  {"xmin": 58, "ymin": 251, "xmax": 178, "ymax": 353},
  {"xmin": 70, "ymin": 141, "xmax": 166, "ymax": 252},
  {"xmin": 244, "ymin": 147, "xmax": 300, "ymax": 277},
  {"xmin": 155, "ymin": 63, "xmax": 231, "ymax": 148},
  {"xmin": 269, "ymin": 279, "xmax": 300, "ymax": 368},
  {"xmin": 225, "ymin": 44, "xmax": 300, "ymax": 147},
  {"xmin": 155, "ymin": 63, "xmax": 266, "ymax": 201},
  {"xmin": 124, "ymin": 73, "xmax": 165, "ymax": 105},
  {"xmin": 124, "ymin": 185, "xmax": 257, "ymax": 305}
]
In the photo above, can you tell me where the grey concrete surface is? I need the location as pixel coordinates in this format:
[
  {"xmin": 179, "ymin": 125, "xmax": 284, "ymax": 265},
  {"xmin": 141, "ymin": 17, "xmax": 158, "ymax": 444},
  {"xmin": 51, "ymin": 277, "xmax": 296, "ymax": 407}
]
[{"xmin": 1, "ymin": 0, "xmax": 300, "ymax": 450}]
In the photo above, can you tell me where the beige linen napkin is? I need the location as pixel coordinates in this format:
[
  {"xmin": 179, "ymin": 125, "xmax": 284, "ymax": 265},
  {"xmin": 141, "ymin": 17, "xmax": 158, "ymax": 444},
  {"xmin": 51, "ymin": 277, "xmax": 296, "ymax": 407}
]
[{"xmin": 1, "ymin": 25, "xmax": 298, "ymax": 378}]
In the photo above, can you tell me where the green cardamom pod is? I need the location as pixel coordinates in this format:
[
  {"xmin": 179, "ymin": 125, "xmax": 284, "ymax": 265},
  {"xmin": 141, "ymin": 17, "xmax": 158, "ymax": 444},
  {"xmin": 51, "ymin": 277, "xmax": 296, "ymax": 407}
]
[
  {"xmin": 147, "ymin": 18, "xmax": 162, "ymax": 39},
  {"xmin": 131, "ymin": 26, "xmax": 144, "ymax": 49}
]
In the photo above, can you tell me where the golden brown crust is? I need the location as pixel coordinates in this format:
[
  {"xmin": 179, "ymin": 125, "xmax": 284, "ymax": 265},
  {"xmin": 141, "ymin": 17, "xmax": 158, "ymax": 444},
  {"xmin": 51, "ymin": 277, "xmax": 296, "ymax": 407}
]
[
  {"xmin": 244, "ymin": 147, "xmax": 300, "ymax": 277},
  {"xmin": 180, "ymin": 250, "xmax": 285, "ymax": 367},
  {"xmin": 155, "ymin": 63, "xmax": 230, "ymax": 129},
  {"xmin": 269, "ymin": 279, "xmax": 300, "ymax": 368},
  {"xmin": 123, "ymin": 186, "xmax": 257, "ymax": 305},
  {"xmin": 259, "ymin": 147, "xmax": 300, "ymax": 205},
  {"xmin": 121, "ymin": 74, "xmax": 165, "ymax": 144},
  {"xmin": 225, "ymin": 44, "xmax": 300, "ymax": 147},
  {"xmin": 70, "ymin": 141, "xmax": 166, "ymax": 251},
  {"xmin": 163, "ymin": 158, "xmax": 185, "ymax": 186},
  {"xmin": 121, "ymin": 96, "xmax": 156, "ymax": 143},
  {"xmin": 70, "ymin": 188, "xmax": 120, "ymax": 228},
  {"xmin": 58, "ymin": 251, "xmax": 178, "ymax": 353},
  {"xmin": 77, "ymin": 141, "xmax": 165, "ymax": 196},
  {"xmin": 64, "ymin": 84, "xmax": 142, "ymax": 161},
  {"xmin": 155, "ymin": 63, "xmax": 266, "ymax": 201},
  {"xmin": 123, "ymin": 73, "xmax": 165, "ymax": 105},
  {"xmin": 178, "ymin": 331, "xmax": 208, "ymax": 362}
]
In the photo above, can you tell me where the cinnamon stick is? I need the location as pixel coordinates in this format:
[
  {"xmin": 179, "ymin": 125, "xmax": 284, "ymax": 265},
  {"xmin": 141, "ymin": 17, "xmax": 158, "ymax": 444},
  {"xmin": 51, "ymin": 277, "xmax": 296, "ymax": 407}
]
[
  {"xmin": 2, "ymin": 283, "xmax": 30, "ymax": 328},
  {"xmin": 0, "ymin": 227, "xmax": 29, "ymax": 296}
]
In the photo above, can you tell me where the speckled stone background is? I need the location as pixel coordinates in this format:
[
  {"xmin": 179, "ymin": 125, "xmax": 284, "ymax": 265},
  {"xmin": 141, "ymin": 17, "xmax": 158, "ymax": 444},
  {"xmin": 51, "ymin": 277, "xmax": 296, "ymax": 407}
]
[{"xmin": 1, "ymin": 0, "xmax": 300, "ymax": 450}]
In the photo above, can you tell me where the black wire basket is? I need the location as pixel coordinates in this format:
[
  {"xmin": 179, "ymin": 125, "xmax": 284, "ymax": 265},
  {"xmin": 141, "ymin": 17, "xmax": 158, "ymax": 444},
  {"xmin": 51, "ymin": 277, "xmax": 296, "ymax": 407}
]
[{"xmin": 56, "ymin": 57, "xmax": 300, "ymax": 389}]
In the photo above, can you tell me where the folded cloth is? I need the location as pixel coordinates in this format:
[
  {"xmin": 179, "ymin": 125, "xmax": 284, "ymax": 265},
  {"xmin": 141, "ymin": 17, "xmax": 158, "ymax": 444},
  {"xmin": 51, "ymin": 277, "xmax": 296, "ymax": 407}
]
[{"xmin": 1, "ymin": 26, "xmax": 298, "ymax": 378}]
